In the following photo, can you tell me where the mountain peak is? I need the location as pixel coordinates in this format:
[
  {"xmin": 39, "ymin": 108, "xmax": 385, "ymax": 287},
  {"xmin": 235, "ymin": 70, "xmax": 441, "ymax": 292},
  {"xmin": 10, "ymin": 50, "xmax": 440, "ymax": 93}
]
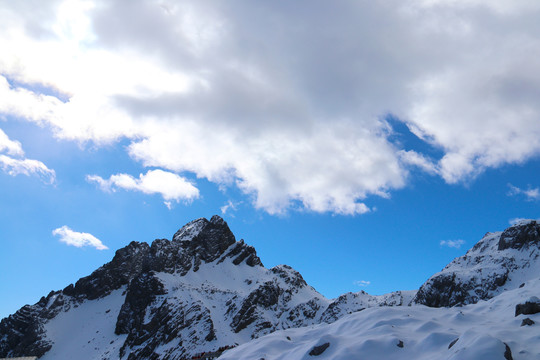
[
  {"xmin": 498, "ymin": 219, "xmax": 540, "ymax": 250},
  {"xmin": 171, "ymin": 215, "xmax": 237, "ymax": 265}
]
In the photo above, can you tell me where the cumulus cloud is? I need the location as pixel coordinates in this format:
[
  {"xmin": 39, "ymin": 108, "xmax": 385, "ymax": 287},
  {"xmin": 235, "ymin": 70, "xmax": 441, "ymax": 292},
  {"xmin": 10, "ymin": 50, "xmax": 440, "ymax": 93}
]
[
  {"xmin": 440, "ymin": 239, "xmax": 465, "ymax": 249},
  {"xmin": 0, "ymin": 128, "xmax": 56, "ymax": 183},
  {"xmin": 86, "ymin": 169, "xmax": 199, "ymax": 206},
  {"xmin": 508, "ymin": 184, "xmax": 540, "ymax": 201},
  {"xmin": 354, "ymin": 280, "xmax": 371, "ymax": 287},
  {"xmin": 1, "ymin": 0, "xmax": 540, "ymax": 214},
  {"xmin": 53, "ymin": 225, "xmax": 108, "ymax": 250}
]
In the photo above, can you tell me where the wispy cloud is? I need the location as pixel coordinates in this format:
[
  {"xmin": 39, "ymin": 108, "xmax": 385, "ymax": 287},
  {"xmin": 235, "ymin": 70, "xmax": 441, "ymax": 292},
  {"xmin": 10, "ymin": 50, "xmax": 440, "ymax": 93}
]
[
  {"xmin": 87, "ymin": 169, "xmax": 199, "ymax": 206},
  {"xmin": 440, "ymin": 239, "xmax": 465, "ymax": 249},
  {"xmin": 354, "ymin": 280, "xmax": 371, "ymax": 287},
  {"xmin": 53, "ymin": 226, "xmax": 108, "ymax": 250},
  {"xmin": 221, "ymin": 200, "xmax": 241, "ymax": 216},
  {"xmin": 0, "ymin": 129, "xmax": 56, "ymax": 184},
  {"xmin": 508, "ymin": 184, "xmax": 540, "ymax": 201}
]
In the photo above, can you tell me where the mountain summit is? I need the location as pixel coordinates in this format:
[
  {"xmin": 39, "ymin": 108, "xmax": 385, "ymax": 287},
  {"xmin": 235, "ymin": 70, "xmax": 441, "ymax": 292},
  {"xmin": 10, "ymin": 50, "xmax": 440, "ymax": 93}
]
[{"xmin": 1, "ymin": 217, "xmax": 538, "ymax": 359}]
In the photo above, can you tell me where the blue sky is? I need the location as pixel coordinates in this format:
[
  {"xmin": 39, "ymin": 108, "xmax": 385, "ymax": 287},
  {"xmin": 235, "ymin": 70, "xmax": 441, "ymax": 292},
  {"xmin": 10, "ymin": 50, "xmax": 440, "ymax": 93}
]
[{"xmin": 1, "ymin": 0, "xmax": 540, "ymax": 319}]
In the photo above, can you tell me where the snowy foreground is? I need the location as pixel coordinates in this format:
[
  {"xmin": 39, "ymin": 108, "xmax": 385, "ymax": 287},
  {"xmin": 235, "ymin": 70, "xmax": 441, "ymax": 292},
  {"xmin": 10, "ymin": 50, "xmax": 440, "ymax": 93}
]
[{"xmin": 220, "ymin": 278, "xmax": 540, "ymax": 360}]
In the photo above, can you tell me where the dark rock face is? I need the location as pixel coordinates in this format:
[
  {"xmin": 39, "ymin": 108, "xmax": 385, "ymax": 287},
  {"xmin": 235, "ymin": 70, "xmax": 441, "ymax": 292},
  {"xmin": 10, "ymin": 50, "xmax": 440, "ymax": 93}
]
[
  {"xmin": 116, "ymin": 272, "xmax": 167, "ymax": 335},
  {"xmin": 504, "ymin": 343, "xmax": 513, "ymax": 360},
  {"xmin": 414, "ymin": 221, "xmax": 540, "ymax": 308},
  {"xmin": 68, "ymin": 241, "xmax": 151, "ymax": 300},
  {"xmin": 515, "ymin": 297, "xmax": 540, "ymax": 316},
  {"xmin": 414, "ymin": 273, "xmax": 469, "ymax": 308},
  {"xmin": 498, "ymin": 221, "xmax": 540, "ymax": 250},
  {"xmin": 308, "ymin": 342, "xmax": 330, "ymax": 356},
  {"xmin": 231, "ymin": 282, "xmax": 282, "ymax": 334},
  {"xmin": 521, "ymin": 318, "xmax": 535, "ymax": 326},
  {"xmin": 0, "ymin": 305, "xmax": 52, "ymax": 358}
]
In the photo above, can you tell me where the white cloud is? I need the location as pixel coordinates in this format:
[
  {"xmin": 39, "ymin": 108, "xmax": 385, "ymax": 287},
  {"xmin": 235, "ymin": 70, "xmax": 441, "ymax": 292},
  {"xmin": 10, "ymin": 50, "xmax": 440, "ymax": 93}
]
[
  {"xmin": 0, "ymin": 128, "xmax": 24, "ymax": 156},
  {"xmin": 354, "ymin": 280, "xmax": 371, "ymax": 287},
  {"xmin": 440, "ymin": 239, "xmax": 465, "ymax": 249},
  {"xmin": 508, "ymin": 184, "xmax": 540, "ymax": 201},
  {"xmin": 53, "ymin": 225, "xmax": 108, "ymax": 250},
  {"xmin": 0, "ymin": 128, "xmax": 56, "ymax": 183},
  {"xmin": 1, "ymin": 1, "xmax": 540, "ymax": 214},
  {"xmin": 87, "ymin": 169, "xmax": 199, "ymax": 206}
]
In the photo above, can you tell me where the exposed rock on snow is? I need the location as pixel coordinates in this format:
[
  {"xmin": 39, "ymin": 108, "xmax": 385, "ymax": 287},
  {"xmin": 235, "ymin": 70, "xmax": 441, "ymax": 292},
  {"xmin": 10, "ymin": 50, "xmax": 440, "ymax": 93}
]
[
  {"xmin": 308, "ymin": 342, "xmax": 330, "ymax": 356},
  {"xmin": 414, "ymin": 220, "xmax": 540, "ymax": 307},
  {"xmin": 515, "ymin": 296, "xmax": 540, "ymax": 316}
]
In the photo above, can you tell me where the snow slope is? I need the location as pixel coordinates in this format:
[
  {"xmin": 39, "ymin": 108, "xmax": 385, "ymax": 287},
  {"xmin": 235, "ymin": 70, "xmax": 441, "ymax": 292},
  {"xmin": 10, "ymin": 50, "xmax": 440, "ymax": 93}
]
[
  {"xmin": 40, "ymin": 288, "xmax": 127, "ymax": 360},
  {"xmin": 220, "ymin": 277, "xmax": 540, "ymax": 360}
]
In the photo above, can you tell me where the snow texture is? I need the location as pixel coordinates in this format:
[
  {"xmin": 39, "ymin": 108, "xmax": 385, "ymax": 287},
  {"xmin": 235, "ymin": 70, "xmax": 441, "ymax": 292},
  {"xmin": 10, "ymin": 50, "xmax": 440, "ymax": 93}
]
[{"xmin": 220, "ymin": 278, "xmax": 540, "ymax": 360}]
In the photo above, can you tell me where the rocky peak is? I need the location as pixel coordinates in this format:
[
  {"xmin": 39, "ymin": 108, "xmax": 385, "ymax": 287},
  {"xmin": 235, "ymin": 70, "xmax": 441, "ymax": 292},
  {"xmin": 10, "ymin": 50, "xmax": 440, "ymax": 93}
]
[
  {"xmin": 498, "ymin": 220, "xmax": 540, "ymax": 250},
  {"xmin": 171, "ymin": 215, "xmax": 238, "ymax": 266}
]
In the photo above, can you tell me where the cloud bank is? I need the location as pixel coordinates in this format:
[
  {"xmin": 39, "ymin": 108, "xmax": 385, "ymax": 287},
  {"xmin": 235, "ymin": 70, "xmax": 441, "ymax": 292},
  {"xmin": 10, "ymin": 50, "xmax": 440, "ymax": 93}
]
[
  {"xmin": 1, "ymin": 0, "xmax": 540, "ymax": 214},
  {"xmin": 53, "ymin": 225, "xmax": 108, "ymax": 250}
]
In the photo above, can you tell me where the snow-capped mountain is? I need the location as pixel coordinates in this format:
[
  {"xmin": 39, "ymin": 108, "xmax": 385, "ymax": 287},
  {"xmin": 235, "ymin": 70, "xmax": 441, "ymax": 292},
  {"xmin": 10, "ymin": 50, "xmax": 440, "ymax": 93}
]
[
  {"xmin": 414, "ymin": 219, "xmax": 540, "ymax": 307},
  {"xmin": 0, "ymin": 215, "xmax": 407, "ymax": 360},
  {"xmin": 2, "ymin": 217, "xmax": 539, "ymax": 359}
]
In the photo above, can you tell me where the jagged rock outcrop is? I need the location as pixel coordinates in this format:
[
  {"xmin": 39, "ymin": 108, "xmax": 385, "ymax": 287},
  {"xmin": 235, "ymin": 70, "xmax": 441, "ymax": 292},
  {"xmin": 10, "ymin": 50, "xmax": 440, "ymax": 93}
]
[
  {"xmin": 0, "ymin": 304, "xmax": 52, "ymax": 358},
  {"xmin": 414, "ymin": 220, "xmax": 540, "ymax": 307}
]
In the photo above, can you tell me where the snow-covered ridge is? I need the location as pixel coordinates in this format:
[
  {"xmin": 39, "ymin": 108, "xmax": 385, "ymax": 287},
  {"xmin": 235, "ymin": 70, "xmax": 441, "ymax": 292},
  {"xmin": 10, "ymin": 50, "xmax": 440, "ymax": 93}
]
[
  {"xmin": 220, "ymin": 277, "xmax": 540, "ymax": 360},
  {"xmin": 414, "ymin": 220, "xmax": 540, "ymax": 307}
]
